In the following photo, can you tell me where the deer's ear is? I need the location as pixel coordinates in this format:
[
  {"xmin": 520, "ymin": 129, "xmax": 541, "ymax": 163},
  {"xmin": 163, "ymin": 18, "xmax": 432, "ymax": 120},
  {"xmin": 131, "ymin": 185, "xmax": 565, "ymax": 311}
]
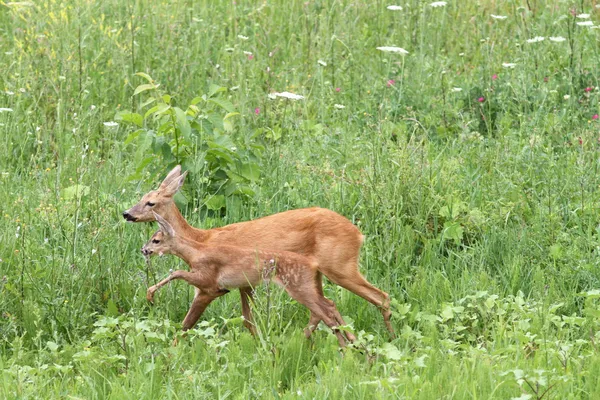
[
  {"xmin": 162, "ymin": 170, "xmax": 188, "ymax": 197},
  {"xmin": 153, "ymin": 212, "xmax": 175, "ymax": 237},
  {"xmin": 159, "ymin": 165, "xmax": 182, "ymax": 189}
]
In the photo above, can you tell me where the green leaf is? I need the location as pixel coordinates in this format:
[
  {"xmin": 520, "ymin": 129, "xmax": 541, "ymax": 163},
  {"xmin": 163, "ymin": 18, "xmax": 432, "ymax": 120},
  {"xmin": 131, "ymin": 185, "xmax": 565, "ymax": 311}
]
[
  {"xmin": 106, "ymin": 298, "xmax": 119, "ymax": 316},
  {"xmin": 133, "ymin": 83, "xmax": 156, "ymax": 96},
  {"xmin": 174, "ymin": 107, "xmax": 191, "ymax": 139},
  {"xmin": 208, "ymin": 84, "xmax": 227, "ymax": 98},
  {"xmin": 115, "ymin": 111, "xmax": 143, "ymax": 127},
  {"xmin": 46, "ymin": 341, "xmax": 59, "ymax": 352},
  {"xmin": 208, "ymin": 98, "xmax": 235, "ymax": 113},
  {"xmin": 124, "ymin": 129, "xmax": 144, "ymax": 145},
  {"xmin": 61, "ymin": 185, "xmax": 90, "ymax": 200},
  {"xmin": 135, "ymin": 72, "xmax": 154, "ymax": 83},
  {"xmin": 204, "ymin": 195, "xmax": 226, "ymax": 210},
  {"xmin": 237, "ymin": 161, "xmax": 260, "ymax": 182},
  {"xmin": 381, "ymin": 343, "xmax": 403, "ymax": 360}
]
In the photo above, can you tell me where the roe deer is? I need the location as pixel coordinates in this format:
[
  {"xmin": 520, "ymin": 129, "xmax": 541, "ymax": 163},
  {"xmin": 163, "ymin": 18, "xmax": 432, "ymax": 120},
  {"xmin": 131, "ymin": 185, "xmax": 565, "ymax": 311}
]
[
  {"xmin": 123, "ymin": 165, "xmax": 393, "ymax": 338},
  {"xmin": 142, "ymin": 212, "xmax": 353, "ymax": 347}
]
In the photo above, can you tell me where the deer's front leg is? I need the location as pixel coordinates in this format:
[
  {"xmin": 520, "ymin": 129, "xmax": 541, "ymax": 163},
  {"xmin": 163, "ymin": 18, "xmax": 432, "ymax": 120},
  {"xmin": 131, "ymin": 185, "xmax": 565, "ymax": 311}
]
[
  {"xmin": 181, "ymin": 290, "xmax": 228, "ymax": 330},
  {"xmin": 239, "ymin": 287, "xmax": 257, "ymax": 335},
  {"xmin": 147, "ymin": 270, "xmax": 209, "ymax": 303}
]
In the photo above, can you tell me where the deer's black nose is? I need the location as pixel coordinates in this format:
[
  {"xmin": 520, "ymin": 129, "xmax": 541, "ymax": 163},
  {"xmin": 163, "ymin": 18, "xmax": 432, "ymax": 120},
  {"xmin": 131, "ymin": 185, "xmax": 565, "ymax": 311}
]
[{"xmin": 123, "ymin": 211, "xmax": 137, "ymax": 222}]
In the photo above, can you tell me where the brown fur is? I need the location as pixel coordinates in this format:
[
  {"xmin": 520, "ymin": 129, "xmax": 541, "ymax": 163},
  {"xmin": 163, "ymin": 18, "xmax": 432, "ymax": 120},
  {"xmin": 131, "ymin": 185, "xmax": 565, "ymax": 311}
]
[
  {"xmin": 123, "ymin": 166, "xmax": 393, "ymax": 337},
  {"xmin": 142, "ymin": 215, "xmax": 353, "ymax": 347}
]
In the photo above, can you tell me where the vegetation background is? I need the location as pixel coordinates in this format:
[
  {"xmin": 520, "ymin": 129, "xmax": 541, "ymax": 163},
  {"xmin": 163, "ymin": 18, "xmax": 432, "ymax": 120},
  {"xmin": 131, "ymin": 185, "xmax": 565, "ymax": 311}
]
[{"xmin": 2, "ymin": 0, "xmax": 600, "ymax": 398}]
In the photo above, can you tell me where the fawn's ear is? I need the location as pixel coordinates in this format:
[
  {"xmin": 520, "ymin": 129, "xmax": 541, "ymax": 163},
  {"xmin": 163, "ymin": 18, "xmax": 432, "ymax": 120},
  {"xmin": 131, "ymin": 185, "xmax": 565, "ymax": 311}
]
[
  {"xmin": 159, "ymin": 165, "xmax": 182, "ymax": 189},
  {"xmin": 162, "ymin": 170, "xmax": 188, "ymax": 197},
  {"xmin": 153, "ymin": 212, "xmax": 176, "ymax": 237}
]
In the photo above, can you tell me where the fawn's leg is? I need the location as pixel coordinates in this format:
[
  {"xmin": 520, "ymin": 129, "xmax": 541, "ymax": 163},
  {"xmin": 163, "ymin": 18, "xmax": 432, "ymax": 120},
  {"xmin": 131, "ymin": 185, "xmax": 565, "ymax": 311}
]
[
  {"xmin": 325, "ymin": 269, "xmax": 394, "ymax": 338},
  {"xmin": 181, "ymin": 291, "xmax": 227, "ymax": 330},
  {"xmin": 147, "ymin": 269, "xmax": 208, "ymax": 303},
  {"xmin": 302, "ymin": 272, "xmax": 356, "ymax": 342},
  {"xmin": 284, "ymin": 285, "xmax": 347, "ymax": 347},
  {"xmin": 239, "ymin": 287, "xmax": 257, "ymax": 335}
]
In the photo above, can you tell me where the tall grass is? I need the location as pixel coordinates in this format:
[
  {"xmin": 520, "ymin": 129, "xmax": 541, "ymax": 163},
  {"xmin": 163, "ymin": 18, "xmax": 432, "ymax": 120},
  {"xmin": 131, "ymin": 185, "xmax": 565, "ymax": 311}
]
[{"xmin": 1, "ymin": 0, "xmax": 600, "ymax": 398}]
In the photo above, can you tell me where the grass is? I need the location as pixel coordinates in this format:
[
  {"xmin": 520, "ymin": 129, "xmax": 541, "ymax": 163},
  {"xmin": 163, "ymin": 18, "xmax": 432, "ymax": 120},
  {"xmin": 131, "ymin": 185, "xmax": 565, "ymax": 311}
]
[{"xmin": 1, "ymin": 0, "xmax": 600, "ymax": 398}]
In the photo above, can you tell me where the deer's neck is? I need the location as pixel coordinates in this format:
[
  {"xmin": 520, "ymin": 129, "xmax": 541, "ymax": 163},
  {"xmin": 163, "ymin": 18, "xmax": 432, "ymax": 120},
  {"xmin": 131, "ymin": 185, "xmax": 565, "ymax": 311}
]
[
  {"xmin": 164, "ymin": 202, "xmax": 210, "ymax": 242},
  {"xmin": 169, "ymin": 237, "xmax": 206, "ymax": 267}
]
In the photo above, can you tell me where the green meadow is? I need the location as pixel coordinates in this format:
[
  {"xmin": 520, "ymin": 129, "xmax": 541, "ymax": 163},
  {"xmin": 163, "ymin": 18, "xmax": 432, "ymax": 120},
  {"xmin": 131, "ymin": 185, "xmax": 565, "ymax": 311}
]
[{"xmin": 2, "ymin": 0, "xmax": 600, "ymax": 398}]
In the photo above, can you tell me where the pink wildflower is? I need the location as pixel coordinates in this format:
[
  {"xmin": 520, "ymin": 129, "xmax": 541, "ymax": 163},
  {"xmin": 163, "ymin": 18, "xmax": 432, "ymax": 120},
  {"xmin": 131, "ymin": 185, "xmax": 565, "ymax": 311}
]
[
  {"xmin": 478, "ymin": 97, "xmax": 485, "ymax": 103},
  {"xmin": 254, "ymin": 108, "xmax": 260, "ymax": 115},
  {"xmin": 248, "ymin": 54, "xmax": 254, "ymax": 60},
  {"xmin": 593, "ymin": 114, "xmax": 599, "ymax": 120},
  {"xmin": 585, "ymin": 87, "xmax": 594, "ymax": 92},
  {"xmin": 335, "ymin": 87, "xmax": 341, "ymax": 92},
  {"xmin": 387, "ymin": 79, "xmax": 395, "ymax": 87},
  {"xmin": 492, "ymin": 74, "xmax": 498, "ymax": 80}
]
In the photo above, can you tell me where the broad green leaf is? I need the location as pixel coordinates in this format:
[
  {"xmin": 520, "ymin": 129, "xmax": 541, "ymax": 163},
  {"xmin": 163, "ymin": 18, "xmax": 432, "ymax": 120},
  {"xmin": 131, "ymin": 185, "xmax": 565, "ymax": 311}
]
[
  {"xmin": 237, "ymin": 161, "xmax": 260, "ymax": 181},
  {"xmin": 133, "ymin": 83, "xmax": 156, "ymax": 96},
  {"xmin": 381, "ymin": 343, "xmax": 403, "ymax": 360},
  {"xmin": 124, "ymin": 129, "xmax": 144, "ymax": 145},
  {"xmin": 135, "ymin": 72, "xmax": 154, "ymax": 83},
  {"xmin": 208, "ymin": 84, "xmax": 226, "ymax": 98},
  {"xmin": 61, "ymin": 185, "xmax": 90, "ymax": 200},
  {"xmin": 208, "ymin": 98, "xmax": 235, "ymax": 113},
  {"xmin": 204, "ymin": 195, "xmax": 226, "ymax": 210},
  {"xmin": 174, "ymin": 107, "xmax": 191, "ymax": 139},
  {"xmin": 115, "ymin": 111, "xmax": 143, "ymax": 127}
]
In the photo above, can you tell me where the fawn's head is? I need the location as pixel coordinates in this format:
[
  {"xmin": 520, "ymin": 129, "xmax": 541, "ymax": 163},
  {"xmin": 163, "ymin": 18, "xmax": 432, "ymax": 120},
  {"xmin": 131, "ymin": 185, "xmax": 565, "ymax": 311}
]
[
  {"xmin": 123, "ymin": 165, "xmax": 187, "ymax": 222},
  {"xmin": 141, "ymin": 212, "xmax": 176, "ymax": 256}
]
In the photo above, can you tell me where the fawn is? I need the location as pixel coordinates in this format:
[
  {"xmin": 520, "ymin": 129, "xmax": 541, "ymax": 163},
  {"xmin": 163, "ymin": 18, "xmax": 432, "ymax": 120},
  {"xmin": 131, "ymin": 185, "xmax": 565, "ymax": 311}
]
[
  {"xmin": 124, "ymin": 166, "xmax": 393, "ymax": 338},
  {"xmin": 141, "ymin": 212, "xmax": 353, "ymax": 347}
]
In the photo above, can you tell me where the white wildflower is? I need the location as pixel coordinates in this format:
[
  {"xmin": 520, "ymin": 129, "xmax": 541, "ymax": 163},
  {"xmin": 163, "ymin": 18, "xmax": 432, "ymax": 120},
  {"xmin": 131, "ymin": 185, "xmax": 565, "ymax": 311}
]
[
  {"xmin": 230, "ymin": 86, "xmax": 240, "ymax": 91},
  {"xmin": 267, "ymin": 93, "xmax": 277, "ymax": 100},
  {"xmin": 430, "ymin": 1, "xmax": 447, "ymax": 7},
  {"xmin": 237, "ymin": 35, "xmax": 249, "ymax": 40},
  {"xmin": 576, "ymin": 13, "xmax": 590, "ymax": 19},
  {"xmin": 452, "ymin": 87, "xmax": 462, "ymax": 92},
  {"xmin": 318, "ymin": 59, "xmax": 327, "ymax": 66},
  {"xmin": 387, "ymin": 5, "xmax": 402, "ymax": 10},
  {"xmin": 5, "ymin": 91, "xmax": 14, "ymax": 95},
  {"xmin": 92, "ymin": 249, "xmax": 97, "ymax": 255},
  {"xmin": 334, "ymin": 104, "xmax": 345, "ymax": 109},
  {"xmin": 549, "ymin": 36, "xmax": 566, "ymax": 42},
  {"xmin": 491, "ymin": 15, "xmax": 507, "ymax": 20},
  {"xmin": 44, "ymin": 238, "xmax": 49, "ymax": 244},
  {"xmin": 459, "ymin": 52, "xmax": 464, "ymax": 56},
  {"xmin": 19, "ymin": 88, "xmax": 26, "ymax": 93},
  {"xmin": 376, "ymin": 46, "xmax": 409, "ymax": 54},
  {"xmin": 90, "ymin": 105, "xmax": 96, "ymax": 110},
  {"xmin": 215, "ymin": 64, "xmax": 220, "ymax": 69},
  {"xmin": 502, "ymin": 62, "xmax": 517, "ymax": 68},
  {"xmin": 243, "ymin": 51, "xmax": 253, "ymax": 56},
  {"xmin": 526, "ymin": 36, "xmax": 544, "ymax": 43},
  {"xmin": 577, "ymin": 21, "xmax": 594, "ymax": 26},
  {"xmin": 563, "ymin": 94, "xmax": 570, "ymax": 100},
  {"xmin": 271, "ymin": 92, "xmax": 305, "ymax": 100},
  {"xmin": 103, "ymin": 121, "xmax": 119, "ymax": 127},
  {"xmin": 225, "ymin": 47, "xmax": 235, "ymax": 52},
  {"xmin": 0, "ymin": 108, "xmax": 14, "ymax": 112},
  {"xmin": 58, "ymin": 76, "xmax": 66, "ymax": 81}
]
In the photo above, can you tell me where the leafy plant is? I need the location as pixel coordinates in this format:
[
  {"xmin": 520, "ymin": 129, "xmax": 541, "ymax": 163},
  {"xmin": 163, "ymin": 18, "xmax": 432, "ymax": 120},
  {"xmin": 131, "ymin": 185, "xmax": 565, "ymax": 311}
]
[{"xmin": 116, "ymin": 73, "xmax": 264, "ymax": 210}]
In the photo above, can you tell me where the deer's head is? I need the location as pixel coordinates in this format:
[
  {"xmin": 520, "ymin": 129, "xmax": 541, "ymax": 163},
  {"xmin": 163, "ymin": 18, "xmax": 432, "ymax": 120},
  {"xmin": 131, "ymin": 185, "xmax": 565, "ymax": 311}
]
[
  {"xmin": 141, "ymin": 212, "xmax": 176, "ymax": 256},
  {"xmin": 123, "ymin": 165, "xmax": 187, "ymax": 223}
]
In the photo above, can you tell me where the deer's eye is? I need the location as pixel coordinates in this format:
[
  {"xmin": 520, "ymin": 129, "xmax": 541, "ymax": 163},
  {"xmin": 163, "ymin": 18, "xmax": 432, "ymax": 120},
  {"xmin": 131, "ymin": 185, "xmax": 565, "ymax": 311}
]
[
  {"xmin": 146, "ymin": 202, "xmax": 156, "ymax": 207},
  {"xmin": 151, "ymin": 239, "xmax": 160, "ymax": 244}
]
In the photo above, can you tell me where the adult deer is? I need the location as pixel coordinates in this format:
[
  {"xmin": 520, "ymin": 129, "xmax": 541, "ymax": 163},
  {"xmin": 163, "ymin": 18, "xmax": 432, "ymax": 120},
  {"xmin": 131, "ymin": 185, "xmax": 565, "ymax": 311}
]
[
  {"xmin": 123, "ymin": 165, "xmax": 393, "ymax": 337},
  {"xmin": 142, "ymin": 212, "xmax": 353, "ymax": 347}
]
